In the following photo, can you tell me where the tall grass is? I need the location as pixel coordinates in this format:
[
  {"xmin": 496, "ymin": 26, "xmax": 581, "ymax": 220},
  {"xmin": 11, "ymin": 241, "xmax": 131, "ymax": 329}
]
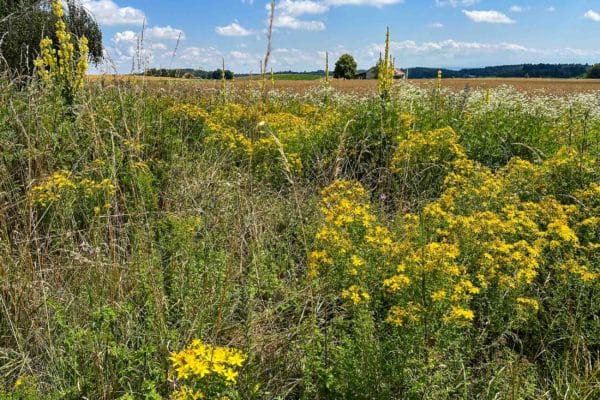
[{"xmin": 0, "ymin": 74, "xmax": 598, "ymax": 399}]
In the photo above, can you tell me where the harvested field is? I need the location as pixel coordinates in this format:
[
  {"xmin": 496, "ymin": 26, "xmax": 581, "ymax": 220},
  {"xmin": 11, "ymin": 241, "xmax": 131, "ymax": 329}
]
[{"xmin": 89, "ymin": 75, "xmax": 600, "ymax": 95}]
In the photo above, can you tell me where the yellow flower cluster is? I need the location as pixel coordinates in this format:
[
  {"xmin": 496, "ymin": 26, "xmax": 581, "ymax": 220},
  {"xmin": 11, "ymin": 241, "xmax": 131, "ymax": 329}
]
[
  {"xmin": 310, "ymin": 138, "xmax": 598, "ymax": 333},
  {"xmin": 311, "ymin": 180, "xmax": 399, "ymax": 308},
  {"xmin": 169, "ymin": 339, "xmax": 246, "ymax": 398},
  {"xmin": 34, "ymin": 0, "xmax": 89, "ymax": 94},
  {"xmin": 169, "ymin": 104, "xmax": 209, "ymax": 121},
  {"xmin": 168, "ymin": 101, "xmax": 342, "ymax": 180},
  {"xmin": 391, "ymin": 127, "xmax": 465, "ymax": 173},
  {"xmin": 30, "ymin": 170, "xmax": 116, "ymax": 208},
  {"xmin": 341, "ymin": 285, "xmax": 371, "ymax": 305},
  {"xmin": 30, "ymin": 170, "xmax": 76, "ymax": 205},
  {"xmin": 171, "ymin": 385, "xmax": 205, "ymax": 400},
  {"xmin": 386, "ymin": 302, "xmax": 422, "ymax": 326}
]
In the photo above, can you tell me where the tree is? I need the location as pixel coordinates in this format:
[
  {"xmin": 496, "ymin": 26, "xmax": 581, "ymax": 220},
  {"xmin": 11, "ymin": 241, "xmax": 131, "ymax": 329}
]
[
  {"xmin": 587, "ymin": 64, "xmax": 600, "ymax": 79},
  {"xmin": 333, "ymin": 53, "xmax": 357, "ymax": 79},
  {"xmin": 0, "ymin": 0, "xmax": 102, "ymax": 77}
]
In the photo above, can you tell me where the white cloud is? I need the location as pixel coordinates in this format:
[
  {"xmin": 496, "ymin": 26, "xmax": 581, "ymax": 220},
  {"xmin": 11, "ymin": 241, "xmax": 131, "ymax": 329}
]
[
  {"xmin": 509, "ymin": 5, "xmax": 523, "ymax": 13},
  {"xmin": 270, "ymin": 0, "xmax": 404, "ymax": 31},
  {"xmin": 149, "ymin": 43, "xmax": 168, "ymax": 51},
  {"xmin": 215, "ymin": 22, "xmax": 255, "ymax": 36},
  {"xmin": 271, "ymin": 0, "xmax": 328, "ymax": 30},
  {"xmin": 273, "ymin": 14, "xmax": 326, "ymax": 30},
  {"xmin": 436, "ymin": 0, "xmax": 479, "ymax": 7},
  {"xmin": 112, "ymin": 26, "xmax": 184, "ymax": 44},
  {"xmin": 107, "ymin": 25, "xmax": 185, "ymax": 73},
  {"xmin": 112, "ymin": 30, "xmax": 137, "ymax": 44},
  {"xmin": 81, "ymin": 0, "xmax": 145, "ymax": 25},
  {"xmin": 369, "ymin": 39, "xmax": 534, "ymax": 56},
  {"xmin": 145, "ymin": 26, "xmax": 185, "ymax": 40},
  {"xmin": 463, "ymin": 10, "xmax": 516, "ymax": 24},
  {"xmin": 429, "ymin": 22, "xmax": 444, "ymax": 28},
  {"xmin": 584, "ymin": 10, "xmax": 600, "ymax": 22},
  {"xmin": 279, "ymin": 0, "xmax": 329, "ymax": 16},
  {"xmin": 325, "ymin": 0, "xmax": 404, "ymax": 6}
]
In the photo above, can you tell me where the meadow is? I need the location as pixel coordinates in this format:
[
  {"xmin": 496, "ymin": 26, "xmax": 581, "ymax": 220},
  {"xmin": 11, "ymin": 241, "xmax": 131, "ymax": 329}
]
[
  {"xmin": 1, "ymin": 71, "xmax": 599, "ymax": 399},
  {"xmin": 1, "ymin": 11, "xmax": 600, "ymax": 396}
]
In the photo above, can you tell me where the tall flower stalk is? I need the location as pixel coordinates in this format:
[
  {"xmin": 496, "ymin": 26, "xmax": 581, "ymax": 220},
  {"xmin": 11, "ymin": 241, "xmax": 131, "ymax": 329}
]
[
  {"xmin": 34, "ymin": 0, "xmax": 89, "ymax": 106},
  {"xmin": 377, "ymin": 27, "xmax": 394, "ymax": 99}
]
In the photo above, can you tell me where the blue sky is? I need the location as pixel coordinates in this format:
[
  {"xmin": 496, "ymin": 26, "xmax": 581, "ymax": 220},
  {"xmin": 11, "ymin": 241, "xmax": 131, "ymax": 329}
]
[{"xmin": 82, "ymin": 0, "xmax": 600, "ymax": 73}]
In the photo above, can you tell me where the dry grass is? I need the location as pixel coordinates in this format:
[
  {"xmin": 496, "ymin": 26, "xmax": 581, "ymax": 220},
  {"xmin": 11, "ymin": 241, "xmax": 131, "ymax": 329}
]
[{"xmin": 89, "ymin": 75, "xmax": 600, "ymax": 95}]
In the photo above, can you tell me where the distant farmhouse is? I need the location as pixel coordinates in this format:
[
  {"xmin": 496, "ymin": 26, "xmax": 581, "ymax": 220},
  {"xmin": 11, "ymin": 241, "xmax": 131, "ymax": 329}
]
[{"xmin": 356, "ymin": 66, "xmax": 406, "ymax": 80}]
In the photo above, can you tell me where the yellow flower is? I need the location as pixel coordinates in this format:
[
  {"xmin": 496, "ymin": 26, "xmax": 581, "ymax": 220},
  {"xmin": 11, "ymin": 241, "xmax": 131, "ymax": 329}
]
[
  {"xmin": 431, "ymin": 290, "xmax": 447, "ymax": 302},
  {"xmin": 341, "ymin": 285, "xmax": 370, "ymax": 305},
  {"xmin": 223, "ymin": 368, "xmax": 238, "ymax": 383},
  {"xmin": 516, "ymin": 297, "xmax": 540, "ymax": 312},
  {"xmin": 444, "ymin": 306, "xmax": 475, "ymax": 324}
]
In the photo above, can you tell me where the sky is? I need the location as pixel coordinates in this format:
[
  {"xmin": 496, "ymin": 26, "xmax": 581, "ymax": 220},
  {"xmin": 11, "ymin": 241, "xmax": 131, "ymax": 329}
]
[{"xmin": 82, "ymin": 0, "xmax": 600, "ymax": 73}]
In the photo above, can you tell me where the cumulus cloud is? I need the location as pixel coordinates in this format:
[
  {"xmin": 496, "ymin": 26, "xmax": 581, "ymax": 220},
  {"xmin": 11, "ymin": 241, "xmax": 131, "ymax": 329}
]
[
  {"xmin": 436, "ymin": 0, "xmax": 479, "ymax": 7},
  {"xmin": 145, "ymin": 26, "xmax": 185, "ymax": 40},
  {"xmin": 107, "ymin": 25, "xmax": 185, "ymax": 72},
  {"xmin": 509, "ymin": 5, "xmax": 523, "ymax": 13},
  {"xmin": 463, "ymin": 10, "xmax": 516, "ymax": 24},
  {"xmin": 273, "ymin": 14, "xmax": 326, "ymax": 30},
  {"xmin": 270, "ymin": 0, "xmax": 404, "ymax": 31},
  {"xmin": 369, "ymin": 39, "xmax": 534, "ymax": 56},
  {"xmin": 584, "ymin": 10, "xmax": 600, "ymax": 22},
  {"xmin": 325, "ymin": 0, "xmax": 404, "ymax": 6},
  {"xmin": 81, "ymin": 0, "xmax": 145, "ymax": 25},
  {"xmin": 271, "ymin": 0, "xmax": 328, "ymax": 30},
  {"xmin": 215, "ymin": 22, "xmax": 255, "ymax": 36},
  {"xmin": 112, "ymin": 30, "xmax": 137, "ymax": 44}
]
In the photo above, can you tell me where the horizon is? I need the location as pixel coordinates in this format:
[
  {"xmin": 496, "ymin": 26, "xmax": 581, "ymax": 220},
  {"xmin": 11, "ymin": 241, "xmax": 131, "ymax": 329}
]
[
  {"xmin": 139, "ymin": 62, "xmax": 594, "ymax": 76},
  {"xmin": 84, "ymin": 1, "xmax": 600, "ymax": 75}
]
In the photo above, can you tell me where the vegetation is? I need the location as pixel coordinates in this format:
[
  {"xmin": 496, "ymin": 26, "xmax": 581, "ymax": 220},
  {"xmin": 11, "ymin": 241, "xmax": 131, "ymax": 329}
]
[
  {"xmin": 407, "ymin": 64, "xmax": 591, "ymax": 79},
  {"xmin": 587, "ymin": 64, "xmax": 600, "ymax": 79},
  {"xmin": 334, "ymin": 53, "xmax": 357, "ymax": 79},
  {"xmin": 143, "ymin": 68, "xmax": 234, "ymax": 80},
  {"xmin": 1, "ymin": 13, "xmax": 600, "ymax": 400},
  {"xmin": 0, "ymin": 0, "xmax": 102, "ymax": 78}
]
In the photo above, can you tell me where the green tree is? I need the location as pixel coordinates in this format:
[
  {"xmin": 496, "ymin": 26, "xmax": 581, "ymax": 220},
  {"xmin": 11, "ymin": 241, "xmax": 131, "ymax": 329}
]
[
  {"xmin": 587, "ymin": 64, "xmax": 600, "ymax": 79},
  {"xmin": 0, "ymin": 0, "xmax": 102, "ymax": 78},
  {"xmin": 333, "ymin": 53, "xmax": 357, "ymax": 79}
]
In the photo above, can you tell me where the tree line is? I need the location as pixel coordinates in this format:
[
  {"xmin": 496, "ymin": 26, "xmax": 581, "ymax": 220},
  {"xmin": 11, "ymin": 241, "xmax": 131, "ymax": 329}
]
[
  {"xmin": 142, "ymin": 68, "xmax": 234, "ymax": 80},
  {"xmin": 404, "ymin": 64, "xmax": 595, "ymax": 79}
]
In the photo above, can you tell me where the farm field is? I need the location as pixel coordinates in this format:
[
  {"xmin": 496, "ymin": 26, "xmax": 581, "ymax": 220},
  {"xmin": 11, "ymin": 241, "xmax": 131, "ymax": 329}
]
[{"xmin": 89, "ymin": 74, "xmax": 600, "ymax": 95}]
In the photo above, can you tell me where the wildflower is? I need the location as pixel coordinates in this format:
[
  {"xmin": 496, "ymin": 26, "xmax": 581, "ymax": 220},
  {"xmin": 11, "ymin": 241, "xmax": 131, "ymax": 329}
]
[
  {"xmin": 169, "ymin": 339, "xmax": 245, "ymax": 390},
  {"xmin": 341, "ymin": 285, "xmax": 370, "ymax": 305},
  {"xmin": 516, "ymin": 297, "xmax": 540, "ymax": 312},
  {"xmin": 444, "ymin": 306, "xmax": 475, "ymax": 324},
  {"xmin": 431, "ymin": 290, "xmax": 447, "ymax": 302},
  {"xmin": 34, "ymin": 0, "xmax": 89, "ymax": 102}
]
